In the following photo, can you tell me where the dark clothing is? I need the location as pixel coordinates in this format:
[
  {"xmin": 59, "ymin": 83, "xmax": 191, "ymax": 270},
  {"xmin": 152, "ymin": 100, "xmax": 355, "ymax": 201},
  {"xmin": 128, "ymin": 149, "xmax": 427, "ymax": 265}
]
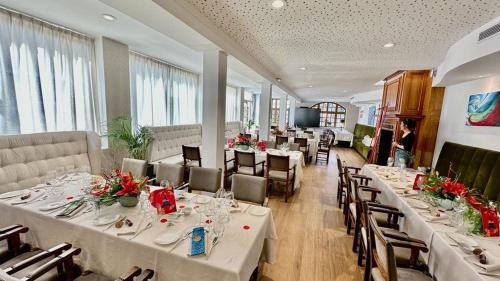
[{"xmin": 400, "ymin": 132, "xmax": 415, "ymax": 152}]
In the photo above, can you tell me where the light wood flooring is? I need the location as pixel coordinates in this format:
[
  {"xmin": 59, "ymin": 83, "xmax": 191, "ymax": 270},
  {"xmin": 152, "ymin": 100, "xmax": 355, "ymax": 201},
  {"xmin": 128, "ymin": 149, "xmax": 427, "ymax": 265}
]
[{"xmin": 261, "ymin": 147, "xmax": 366, "ymax": 281}]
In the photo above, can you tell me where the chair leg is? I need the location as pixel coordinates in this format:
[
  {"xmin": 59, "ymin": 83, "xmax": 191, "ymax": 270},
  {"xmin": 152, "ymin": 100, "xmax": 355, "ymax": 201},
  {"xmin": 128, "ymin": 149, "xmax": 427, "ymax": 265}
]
[
  {"xmin": 358, "ymin": 236, "xmax": 364, "ymax": 266},
  {"xmin": 346, "ymin": 215, "xmax": 352, "ymax": 234},
  {"xmin": 285, "ymin": 181, "xmax": 289, "ymax": 203},
  {"xmin": 352, "ymin": 217, "xmax": 360, "ymax": 252}
]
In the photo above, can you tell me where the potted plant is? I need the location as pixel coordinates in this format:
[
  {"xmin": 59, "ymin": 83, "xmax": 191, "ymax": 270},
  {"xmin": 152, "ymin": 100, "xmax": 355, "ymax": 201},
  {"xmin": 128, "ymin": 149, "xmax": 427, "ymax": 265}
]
[
  {"xmin": 108, "ymin": 117, "xmax": 154, "ymax": 176},
  {"xmin": 235, "ymin": 133, "xmax": 251, "ymax": 150},
  {"xmin": 91, "ymin": 169, "xmax": 149, "ymax": 208}
]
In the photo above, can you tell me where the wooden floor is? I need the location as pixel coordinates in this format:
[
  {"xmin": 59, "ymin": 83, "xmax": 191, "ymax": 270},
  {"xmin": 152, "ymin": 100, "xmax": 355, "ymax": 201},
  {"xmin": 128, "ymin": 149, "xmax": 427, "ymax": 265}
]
[{"xmin": 261, "ymin": 147, "xmax": 366, "ymax": 281}]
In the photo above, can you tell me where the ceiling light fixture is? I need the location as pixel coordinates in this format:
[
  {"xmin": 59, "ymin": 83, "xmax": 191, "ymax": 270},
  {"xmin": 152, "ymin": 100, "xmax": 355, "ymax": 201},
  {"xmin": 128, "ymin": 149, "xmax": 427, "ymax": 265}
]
[
  {"xmin": 383, "ymin": 42, "xmax": 395, "ymax": 48},
  {"xmin": 276, "ymin": 78, "xmax": 282, "ymax": 82},
  {"xmin": 343, "ymin": 90, "xmax": 348, "ymax": 93},
  {"xmin": 271, "ymin": 0, "xmax": 285, "ymax": 9},
  {"xmin": 308, "ymin": 85, "xmax": 313, "ymax": 88},
  {"xmin": 299, "ymin": 67, "xmax": 307, "ymax": 71},
  {"xmin": 102, "ymin": 14, "xmax": 116, "ymax": 21}
]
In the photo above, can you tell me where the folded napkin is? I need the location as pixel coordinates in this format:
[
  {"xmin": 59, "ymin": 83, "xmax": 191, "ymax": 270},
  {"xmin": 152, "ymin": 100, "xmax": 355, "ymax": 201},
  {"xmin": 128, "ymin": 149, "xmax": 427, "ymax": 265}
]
[
  {"xmin": 10, "ymin": 191, "xmax": 45, "ymax": 205},
  {"xmin": 471, "ymin": 252, "xmax": 500, "ymax": 272}
]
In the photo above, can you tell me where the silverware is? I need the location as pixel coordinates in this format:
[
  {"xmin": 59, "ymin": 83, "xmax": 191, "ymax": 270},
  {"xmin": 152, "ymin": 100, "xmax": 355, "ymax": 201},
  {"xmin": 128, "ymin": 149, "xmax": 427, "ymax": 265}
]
[
  {"xmin": 207, "ymin": 236, "xmax": 219, "ymax": 257},
  {"xmin": 128, "ymin": 222, "xmax": 153, "ymax": 240},
  {"xmin": 169, "ymin": 231, "xmax": 192, "ymax": 253},
  {"xmin": 117, "ymin": 217, "xmax": 143, "ymax": 236},
  {"xmin": 103, "ymin": 216, "xmax": 126, "ymax": 232}
]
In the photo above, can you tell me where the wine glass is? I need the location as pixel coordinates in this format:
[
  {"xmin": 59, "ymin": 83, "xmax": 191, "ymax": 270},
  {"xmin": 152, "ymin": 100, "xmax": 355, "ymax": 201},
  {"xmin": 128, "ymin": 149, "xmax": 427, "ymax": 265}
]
[
  {"xmin": 160, "ymin": 180, "xmax": 169, "ymax": 189},
  {"xmin": 387, "ymin": 157, "xmax": 394, "ymax": 167}
]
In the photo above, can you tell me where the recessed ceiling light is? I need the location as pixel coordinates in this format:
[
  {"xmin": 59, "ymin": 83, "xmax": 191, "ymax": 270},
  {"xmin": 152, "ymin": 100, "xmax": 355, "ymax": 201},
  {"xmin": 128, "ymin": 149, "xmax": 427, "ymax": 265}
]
[
  {"xmin": 383, "ymin": 42, "xmax": 395, "ymax": 48},
  {"xmin": 276, "ymin": 78, "xmax": 282, "ymax": 82},
  {"xmin": 102, "ymin": 14, "xmax": 116, "ymax": 21},
  {"xmin": 343, "ymin": 90, "xmax": 348, "ymax": 93},
  {"xmin": 271, "ymin": 0, "xmax": 285, "ymax": 9},
  {"xmin": 299, "ymin": 67, "xmax": 307, "ymax": 71},
  {"xmin": 477, "ymin": 75, "xmax": 484, "ymax": 78},
  {"xmin": 308, "ymin": 85, "xmax": 313, "ymax": 88}
]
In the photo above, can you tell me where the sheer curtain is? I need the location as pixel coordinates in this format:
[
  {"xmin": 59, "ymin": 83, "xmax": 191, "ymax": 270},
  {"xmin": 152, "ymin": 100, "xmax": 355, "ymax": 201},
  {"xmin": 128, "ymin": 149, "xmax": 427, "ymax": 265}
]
[
  {"xmin": 225, "ymin": 85, "xmax": 240, "ymax": 122},
  {"xmin": 129, "ymin": 52, "xmax": 199, "ymax": 127},
  {"xmin": 0, "ymin": 9, "xmax": 98, "ymax": 135}
]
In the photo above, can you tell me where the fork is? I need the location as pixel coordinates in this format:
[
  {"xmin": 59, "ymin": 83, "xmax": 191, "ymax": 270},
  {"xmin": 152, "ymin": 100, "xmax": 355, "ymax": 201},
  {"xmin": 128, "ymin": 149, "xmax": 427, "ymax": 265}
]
[
  {"xmin": 168, "ymin": 231, "xmax": 192, "ymax": 252},
  {"xmin": 129, "ymin": 222, "xmax": 153, "ymax": 240}
]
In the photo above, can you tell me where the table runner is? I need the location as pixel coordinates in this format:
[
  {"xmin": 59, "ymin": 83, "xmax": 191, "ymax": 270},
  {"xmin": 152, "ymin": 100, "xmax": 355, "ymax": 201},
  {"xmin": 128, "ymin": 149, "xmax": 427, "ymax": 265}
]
[
  {"xmin": 0, "ymin": 180, "xmax": 277, "ymax": 281},
  {"xmin": 362, "ymin": 164, "xmax": 500, "ymax": 281}
]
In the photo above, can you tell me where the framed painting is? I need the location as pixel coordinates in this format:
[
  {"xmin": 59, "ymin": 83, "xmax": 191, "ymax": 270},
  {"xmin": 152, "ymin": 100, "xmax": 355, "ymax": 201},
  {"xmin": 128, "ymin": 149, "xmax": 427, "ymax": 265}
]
[{"xmin": 466, "ymin": 91, "xmax": 500, "ymax": 126}]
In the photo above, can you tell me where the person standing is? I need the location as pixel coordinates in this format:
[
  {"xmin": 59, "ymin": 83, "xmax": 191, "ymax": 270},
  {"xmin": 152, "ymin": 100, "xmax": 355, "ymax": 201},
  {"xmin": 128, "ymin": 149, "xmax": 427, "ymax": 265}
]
[{"xmin": 392, "ymin": 119, "xmax": 416, "ymax": 167}]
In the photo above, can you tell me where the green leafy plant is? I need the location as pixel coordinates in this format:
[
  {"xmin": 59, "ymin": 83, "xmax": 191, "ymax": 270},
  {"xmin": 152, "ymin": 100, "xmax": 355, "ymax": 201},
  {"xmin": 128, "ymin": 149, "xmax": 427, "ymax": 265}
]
[
  {"xmin": 463, "ymin": 206, "xmax": 483, "ymax": 235},
  {"xmin": 107, "ymin": 117, "xmax": 153, "ymax": 160},
  {"xmin": 247, "ymin": 119, "xmax": 254, "ymax": 129}
]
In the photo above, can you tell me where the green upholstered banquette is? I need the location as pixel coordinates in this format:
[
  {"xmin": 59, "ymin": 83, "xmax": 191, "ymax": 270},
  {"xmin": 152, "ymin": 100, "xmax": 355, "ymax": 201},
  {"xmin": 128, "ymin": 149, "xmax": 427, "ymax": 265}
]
[
  {"xmin": 352, "ymin": 124, "xmax": 375, "ymax": 159},
  {"xmin": 435, "ymin": 142, "xmax": 500, "ymax": 201}
]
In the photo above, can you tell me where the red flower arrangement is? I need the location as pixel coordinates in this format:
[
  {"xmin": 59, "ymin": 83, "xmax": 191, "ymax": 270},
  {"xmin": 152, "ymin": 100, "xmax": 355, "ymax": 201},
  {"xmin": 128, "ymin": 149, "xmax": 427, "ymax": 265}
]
[
  {"xmin": 91, "ymin": 169, "xmax": 149, "ymax": 205},
  {"xmin": 235, "ymin": 133, "xmax": 251, "ymax": 146}
]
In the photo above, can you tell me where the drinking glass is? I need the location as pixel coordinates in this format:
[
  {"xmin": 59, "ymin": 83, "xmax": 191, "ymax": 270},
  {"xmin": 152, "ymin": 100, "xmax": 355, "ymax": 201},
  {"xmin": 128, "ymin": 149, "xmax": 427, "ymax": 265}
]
[
  {"xmin": 387, "ymin": 157, "xmax": 394, "ymax": 167},
  {"xmin": 160, "ymin": 180, "xmax": 169, "ymax": 189},
  {"xmin": 212, "ymin": 221, "xmax": 225, "ymax": 238}
]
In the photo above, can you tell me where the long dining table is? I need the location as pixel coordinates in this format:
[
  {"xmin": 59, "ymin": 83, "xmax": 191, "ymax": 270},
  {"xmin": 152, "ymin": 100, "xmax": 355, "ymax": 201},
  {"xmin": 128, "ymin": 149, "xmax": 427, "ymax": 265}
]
[
  {"xmin": 361, "ymin": 164, "xmax": 500, "ymax": 281},
  {"xmin": 0, "ymin": 175, "xmax": 277, "ymax": 281}
]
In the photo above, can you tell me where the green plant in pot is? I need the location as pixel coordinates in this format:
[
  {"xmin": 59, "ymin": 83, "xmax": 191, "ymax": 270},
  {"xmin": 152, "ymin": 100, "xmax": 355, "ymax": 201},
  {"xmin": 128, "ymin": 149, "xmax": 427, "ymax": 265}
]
[
  {"xmin": 91, "ymin": 169, "xmax": 149, "ymax": 208},
  {"xmin": 108, "ymin": 117, "xmax": 153, "ymax": 160}
]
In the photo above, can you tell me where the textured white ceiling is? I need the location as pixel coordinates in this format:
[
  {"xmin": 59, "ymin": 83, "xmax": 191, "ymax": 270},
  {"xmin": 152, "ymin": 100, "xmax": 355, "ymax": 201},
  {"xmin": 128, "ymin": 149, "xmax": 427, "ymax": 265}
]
[{"xmin": 186, "ymin": 0, "xmax": 500, "ymax": 101}]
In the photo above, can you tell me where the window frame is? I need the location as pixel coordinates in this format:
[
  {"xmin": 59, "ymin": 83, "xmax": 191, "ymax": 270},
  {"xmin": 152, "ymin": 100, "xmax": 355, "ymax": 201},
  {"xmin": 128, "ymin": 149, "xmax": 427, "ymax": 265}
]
[{"xmin": 310, "ymin": 102, "xmax": 346, "ymax": 127}]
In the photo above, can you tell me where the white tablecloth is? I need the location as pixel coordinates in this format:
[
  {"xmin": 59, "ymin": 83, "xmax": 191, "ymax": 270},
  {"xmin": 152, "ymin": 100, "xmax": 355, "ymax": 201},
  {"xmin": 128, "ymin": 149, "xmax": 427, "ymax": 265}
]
[
  {"xmin": 269, "ymin": 136, "xmax": 318, "ymax": 161},
  {"xmin": 228, "ymin": 148, "xmax": 305, "ymax": 188},
  {"xmin": 362, "ymin": 164, "xmax": 500, "ymax": 281},
  {"xmin": 0, "ymin": 180, "xmax": 277, "ymax": 281},
  {"xmin": 332, "ymin": 128, "xmax": 353, "ymax": 147}
]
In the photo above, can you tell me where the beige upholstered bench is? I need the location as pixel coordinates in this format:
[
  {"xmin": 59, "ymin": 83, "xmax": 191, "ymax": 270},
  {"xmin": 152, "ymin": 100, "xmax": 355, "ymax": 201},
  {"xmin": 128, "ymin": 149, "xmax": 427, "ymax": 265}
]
[{"xmin": 0, "ymin": 131, "xmax": 101, "ymax": 193}]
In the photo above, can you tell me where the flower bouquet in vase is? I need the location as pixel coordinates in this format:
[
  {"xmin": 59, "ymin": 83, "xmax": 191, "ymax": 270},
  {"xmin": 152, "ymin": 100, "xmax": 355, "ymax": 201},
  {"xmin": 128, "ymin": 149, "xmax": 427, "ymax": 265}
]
[
  {"xmin": 422, "ymin": 173, "xmax": 467, "ymax": 210},
  {"xmin": 91, "ymin": 169, "xmax": 149, "ymax": 208},
  {"xmin": 235, "ymin": 133, "xmax": 251, "ymax": 150}
]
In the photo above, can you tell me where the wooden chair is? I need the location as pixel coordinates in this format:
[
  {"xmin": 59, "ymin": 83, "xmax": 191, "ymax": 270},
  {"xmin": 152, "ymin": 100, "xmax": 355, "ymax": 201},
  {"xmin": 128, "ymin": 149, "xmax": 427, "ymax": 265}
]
[
  {"xmin": 288, "ymin": 143, "xmax": 300, "ymax": 151},
  {"xmin": 315, "ymin": 134, "xmax": 335, "ymax": 164},
  {"xmin": 231, "ymin": 174, "xmax": 267, "ymax": 206},
  {"xmin": 286, "ymin": 129, "xmax": 296, "ymax": 137},
  {"xmin": 265, "ymin": 141, "xmax": 276, "ymax": 149},
  {"xmin": 121, "ymin": 158, "xmax": 148, "ymax": 177},
  {"xmin": 223, "ymin": 149, "xmax": 236, "ymax": 190},
  {"xmin": 235, "ymin": 150, "xmax": 264, "ymax": 176},
  {"xmin": 187, "ymin": 167, "xmax": 222, "ymax": 194},
  {"xmin": 294, "ymin": 137, "xmax": 310, "ymax": 162},
  {"xmin": 366, "ymin": 214, "xmax": 431, "ymax": 281},
  {"xmin": 182, "ymin": 145, "xmax": 202, "ymax": 167},
  {"xmin": 336, "ymin": 155, "xmax": 371, "ymax": 212},
  {"xmin": 0, "ymin": 225, "xmax": 30, "ymax": 264},
  {"xmin": 275, "ymin": 136, "xmax": 289, "ymax": 146},
  {"xmin": 265, "ymin": 154, "xmax": 296, "ymax": 202},
  {"xmin": 156, "ymin": 163, "xmax": 184, "ymax": 188}
]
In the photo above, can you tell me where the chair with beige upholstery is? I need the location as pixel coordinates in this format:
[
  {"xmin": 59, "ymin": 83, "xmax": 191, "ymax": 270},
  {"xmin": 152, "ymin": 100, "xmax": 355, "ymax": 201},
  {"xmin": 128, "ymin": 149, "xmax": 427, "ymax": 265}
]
[
  {"xmin": 187, "ymin": 167, "xmax": 222, "ymax": 194},
  {"xmin": 265, "ymin": 141, "xmax": 276, "ymax": 149},
  {"xmin": 294, "ymin": 137, "xmax": 310, "ymax": 162},
  {"xmin": 265, "ymin": 154, "xmax": 296, "ymax": 202},
  {"xmin": 182, "ymin": 145, "xmax": 202, "ymax": 168},
  {"xmin": 156, "ymin": 163, "xmax": 184, "ymax": 188},
  {"xmin": 288, "ymin": 143, "xmax": 300, "ymax": 152},
  {"xmin": 286, "ymin": 129, "xmax": 296, "ymax": 137},
  {"xmin": 367, "ymin": 214, "xmax": 431, "ymax": 281},
  {"xmin": 121, "ymin": 158, "xmax": 148, "ymax": 177},
  {"xmin": 231, "ymin": 174, "xmax": 267, "ymax": 206},
  {"xmin": 0, "ymin": 131, "xmax": 101, "ymax": 193},
  {"xmin": 235, "ymin": 151, "xmax": 264, "ymax": 176},
  {"xmin": 275, "ymin": 136, "xmax": 288, "ymax": 146}
]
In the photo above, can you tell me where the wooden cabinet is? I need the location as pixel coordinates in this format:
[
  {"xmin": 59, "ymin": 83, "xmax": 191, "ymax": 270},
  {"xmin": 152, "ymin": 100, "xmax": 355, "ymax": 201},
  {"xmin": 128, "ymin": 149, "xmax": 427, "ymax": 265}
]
[{"xmin": 375, "ymin": 70, "xmax": 444, "ymax": 168}]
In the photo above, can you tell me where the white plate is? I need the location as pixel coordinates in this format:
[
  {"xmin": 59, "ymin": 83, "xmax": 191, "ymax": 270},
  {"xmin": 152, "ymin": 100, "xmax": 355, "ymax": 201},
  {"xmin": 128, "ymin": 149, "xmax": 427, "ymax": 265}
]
[
  {"xmin": 248, "ymin": 206, "xmax": 268, "ymax": 216},
  {"xmin": 93, "ymin": 214, "xmax": 121, "ymax": 226},
  {"xmin": 154, "ymin": 231, "xmax": 182, "ymax": 245},
  {"xmin": 448, "ymin": 233, "xmax": 479, "ymax": 248},
  {"xmin": 192, "ymin": 196, "xmax": 211, "ymax": 204},
  {"xmin": 0, "ymin": 190, "xmax": 30, "ymax": 200},
  {"xmin": 406, "ymin": 199, "xmax": 429, "ymax": 210},
  {"xmin": 39, "ymin": 201, "xmax": 67, "ymax": 211}
]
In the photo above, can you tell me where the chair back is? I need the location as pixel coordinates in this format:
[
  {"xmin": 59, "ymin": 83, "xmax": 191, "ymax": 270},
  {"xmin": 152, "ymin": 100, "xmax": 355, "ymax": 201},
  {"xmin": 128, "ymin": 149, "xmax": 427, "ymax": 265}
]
[
  {"xmin": 235, "ymin": 150, "xmax": 256, "ymax": 167},
  {"xmin": 267, "ymin": 154, "xmax": 290, "ymax": 172},
  {"xmin": 287, "ymin": 129, "xmax": 296, "ymax": 137},
  {"xmin": 344, "ymin": 167, "xmax": 356, "ymax": 203},
  {"xmin": 368, "ymin": 214, "xmax": 397, "ymax": 281},
  {"xmin": 294, "ymin": 137, "xmax": 308, "ymax": 148},
  {"xmin": 336, "ymin": 155, "xmax": 343, "ymax": 174},
  {"xmin": 276, "ymin": 136, "xmax": 289, "ymax": 146},
  {"xmin": 231, "ymin": 174, "xmax": 266, "ymax": 205},
  {"xmin": 304, "ymin": 130, "xmax": 313, "ymax": 135},
  {"xmin": 182, "ymin": 145, "xmax": 202, "ymax": 167},
  {"xmin": 121, "ymin": 158, "xmax": 148, "ymax": 177},
  {"xmin": 244, "ymin": 134, "xmax": 252, "ymax": 139},
  {"xmin": 157, "ymin": 163, "xmax": 184, "ymax": 187},
  {"xmin": 289, "ymin": 143, "xmax": 300, "ymax": 151},
  {"xmin": 265, "ymin": 141, "xmax": 276, "ymax": 149},
  {"xmin": 188, "ymin": 167, "xmax": 222, "ymax": 193}
]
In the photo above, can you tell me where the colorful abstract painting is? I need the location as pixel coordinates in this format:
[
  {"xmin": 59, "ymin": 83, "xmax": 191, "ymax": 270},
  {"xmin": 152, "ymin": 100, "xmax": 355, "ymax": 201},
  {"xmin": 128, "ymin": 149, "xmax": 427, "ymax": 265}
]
[{"xmin": 466, "ymin": 91, "xmax": 500, "ymax": 126}]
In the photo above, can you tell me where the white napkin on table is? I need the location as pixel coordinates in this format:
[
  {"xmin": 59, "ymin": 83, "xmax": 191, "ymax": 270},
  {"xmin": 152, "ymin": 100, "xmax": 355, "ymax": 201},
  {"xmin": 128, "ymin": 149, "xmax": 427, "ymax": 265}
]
[{"xmin": 471, "ymin": 252, "xmax": 500, "ymax": 272}]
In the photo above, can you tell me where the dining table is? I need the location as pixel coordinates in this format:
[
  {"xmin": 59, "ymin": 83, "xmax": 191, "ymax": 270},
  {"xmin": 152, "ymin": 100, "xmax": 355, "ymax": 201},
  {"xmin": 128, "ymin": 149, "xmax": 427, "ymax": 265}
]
[
  {"xmin": 227, "ymin": 148, "xmax": 305, "ymax": 188},
  {"xmin": 361, "ymin": 164, "xmax": 500, "ymax": 281},
  {"xmin": 0, "ymin": 174, "xmax": 278, "ymax": 281},
  {"xmin": 332, "ymin": 128, "xmax": 353, "ymax": 147}
]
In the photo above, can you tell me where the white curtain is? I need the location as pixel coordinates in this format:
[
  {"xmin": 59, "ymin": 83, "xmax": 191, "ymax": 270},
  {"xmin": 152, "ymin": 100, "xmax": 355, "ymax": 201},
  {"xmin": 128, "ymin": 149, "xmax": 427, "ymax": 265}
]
[
  {"xmin": 0, "ymin": 9, "xmax": 97, "ymax": 135},
  {"xmin": 129, "ymin": 53, "xmax": 199, "ymax": 127},
  {"xmin": 225, "ymin": 85, "xmax": 240, "ymax": 122}
]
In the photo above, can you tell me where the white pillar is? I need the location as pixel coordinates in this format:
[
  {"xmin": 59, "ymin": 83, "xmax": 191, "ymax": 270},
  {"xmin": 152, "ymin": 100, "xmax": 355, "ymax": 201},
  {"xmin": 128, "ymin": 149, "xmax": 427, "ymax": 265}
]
[
  {"xmin": 259, "ymin": 82, "xmax": 272, "ymax": 141},
  {"xmin": 278, "ymin": 93, "xmax": 287, "ymax": 130},
  {"xmin": 289, "ymin": 98, "xmax": 296, "ymax": 127},
  {"xmin": 202, "ymin": 50, "xmax": 227, "ymax": 169},
  {"xmin": 239, "ymin": 87, "xmax": 245, "ymax": 124}
]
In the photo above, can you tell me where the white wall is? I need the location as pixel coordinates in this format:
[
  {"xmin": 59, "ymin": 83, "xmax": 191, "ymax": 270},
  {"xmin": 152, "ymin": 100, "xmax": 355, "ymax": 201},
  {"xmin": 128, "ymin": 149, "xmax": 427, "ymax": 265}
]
[{"xmin": 433, "ymin": 74, "xmax": 500, "ymax": 166}]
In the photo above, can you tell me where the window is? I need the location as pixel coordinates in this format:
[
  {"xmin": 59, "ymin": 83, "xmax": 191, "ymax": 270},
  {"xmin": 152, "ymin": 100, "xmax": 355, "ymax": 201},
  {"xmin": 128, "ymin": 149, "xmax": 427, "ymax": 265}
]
[
  {"xmin": 225, "ymin": 85, "xmax": 240, "ymax": 122},
  {"xmin": 0, "ymin": 8, "xmax": 98, "ymax": 135},
  {"xmin": 129, "ymin": 52, "xmax": 199, "ymax": 127},
  {"xmin": 271, "ymin": 98, "xmax": 280, "ymax": 126},
  {"xmin": 242, "ymin": 90, "xmax": 254, "ymax": 126},
  {"xmin": 311, "ymin": 102, "xmax": 346, "ymax": 127}
]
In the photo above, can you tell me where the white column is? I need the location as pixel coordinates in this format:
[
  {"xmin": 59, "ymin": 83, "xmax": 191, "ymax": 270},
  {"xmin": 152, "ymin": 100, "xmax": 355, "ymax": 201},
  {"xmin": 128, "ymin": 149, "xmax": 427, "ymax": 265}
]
[
  {"xmin": 239, "ymin": 87, "xmax": 245, "ymax": 124},
  {"xmin": 278, "ymin": 93, "xmax": 287, "ymax": 130},
  {"xmin": 202, "ymin": 50, "xmax": 227, "ymax": 169},
  {"xmin": 258, "ymin": 82, "xmax": 272, "ymax": 141},
  {"xmin": 289, "ymin": 97, "xmax": 296, "ymax": 127}
]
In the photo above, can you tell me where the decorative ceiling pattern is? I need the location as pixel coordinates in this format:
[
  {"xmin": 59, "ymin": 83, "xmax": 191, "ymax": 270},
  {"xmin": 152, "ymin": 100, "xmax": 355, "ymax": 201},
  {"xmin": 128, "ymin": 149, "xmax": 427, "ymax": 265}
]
[{"xmin": 186, "ymin": 0, "xmax": 500, "ymax": 100}]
